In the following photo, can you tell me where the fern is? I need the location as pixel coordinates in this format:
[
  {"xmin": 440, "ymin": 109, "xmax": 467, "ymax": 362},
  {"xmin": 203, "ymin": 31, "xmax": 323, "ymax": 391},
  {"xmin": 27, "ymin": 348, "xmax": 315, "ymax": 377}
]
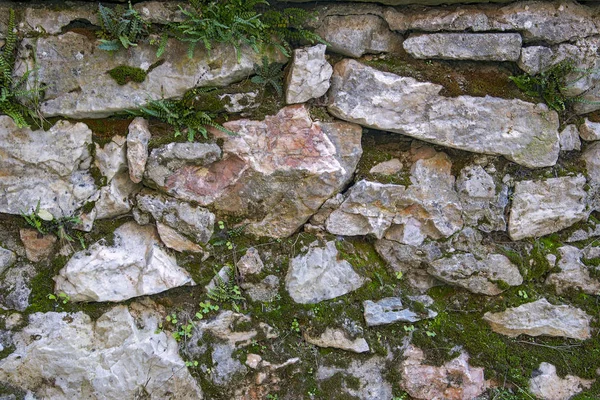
[
  {"xmin": 0, "ymin": 9, "xmax": 44, "ymax": 128},
  {"xmin": 207, "ymin": 267, "xmax": 245, "ymax": 306},
  {"xmin": 251, "ymin": 56, "xmax": 284, "ymax": 97},
  {"xmin": 158, "ymin": 1, "xmax": 324, "ymax": 59},
  {"xmin": 133, "ymin": 96, "xmax": 234, "ymax": 142},
  {"xmin": 97, "ymin": 2, "xmax": 149, "ymax": 52}
]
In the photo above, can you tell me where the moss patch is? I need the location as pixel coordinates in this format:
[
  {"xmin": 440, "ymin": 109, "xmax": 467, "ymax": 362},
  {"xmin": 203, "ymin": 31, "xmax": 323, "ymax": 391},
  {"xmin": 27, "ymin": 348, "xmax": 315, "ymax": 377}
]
[{"xmin": 107, "ymin": 65, "xmax": 147, "ymax": 86}]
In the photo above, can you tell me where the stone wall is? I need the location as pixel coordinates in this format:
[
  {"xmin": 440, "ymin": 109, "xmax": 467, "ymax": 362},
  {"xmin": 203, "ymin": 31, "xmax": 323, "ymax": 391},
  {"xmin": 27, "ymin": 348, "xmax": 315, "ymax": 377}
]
[{"xmin": 0, "ymin": 1, "xmax": 599, "ymax": 399}]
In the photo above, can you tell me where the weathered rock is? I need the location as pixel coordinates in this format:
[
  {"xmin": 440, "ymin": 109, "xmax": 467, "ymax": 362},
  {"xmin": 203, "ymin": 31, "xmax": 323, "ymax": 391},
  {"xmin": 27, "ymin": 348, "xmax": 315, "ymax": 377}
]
[
  {"xmin": 285, "ymin": 241, "xmax": 364, "ymax": 304},
  {"xmin": 403, "ymin": 33, "xmax": 521, "ymax": 61},
  {"xmin": 285, "ymin": 44, "xmax": 332, "ymax": 104},
  {"xmin": 94, "ymin": 171, "xmax": 141, "ymax": 219},
  {"xmin": 205, "ymin": 266, "xmax": 232, "ymax": 294},
  {"xmin": 456, "ymin": 165, "xmax": 508, "ymax": 232},
  {"xmin": 135, "ymin": 190, "xmax": 215, "ymax": 244},
  {"xmin": 363, "ymin": 297, "xmax": 437, "ymax": 327},
  {"xmin": 508, "ymin": 175, "xmax": 587, "ymax": 240},
  {"xmin": 307, "ymin": 193, "xmax": 344, "ymax": 229},
  {"xmin": 94, "ymin": 135, "xmax": 127, "ymax": 183},
  {"xmin": 317, "ymin": 357, "xmax": 392, "ymax": 400},
  {"xmin": 579, "ymin": 118, "xmax": 600, "ymax": 141},
  {"xmin": 0, "ymin": 302, "xmax": 203, "ymax": 399},
  {"xmin": 21, "ymin": 2, "xmax": 98, "ymax": 35},
  {"xmin": 483, "ymin": 299, "xmax": 592, "ymax": 340},
  {"xmin": 400, "ymin": 346, "xmax": 486, "ymax": 400},
  {"xmin": 20, "ymin": 32, "xmax": 283, "ymax": 118},
  {"xmin": 304, "ymin": 328, "xmax": 369, "ymax": 353},
  {"xmin": 241, "ymin": 275, "xmax": 280, "ymax": 303},
  {"xmin": 374, "ymin": 239, "xmax": 442, "ymax": 292},
  {"xmin": 156, "ymin": 222, "xmax": 205, "ymax": 253},
  {"xmin": 127, "ymin": 117, "xmax": 151, "ymax": 184},
  {"xmin": 428, "ymin": 253, "xmax": 522, "ymax": 295},
  {"xmin": 546, "ymin": 246, "xmax": 600, "ymax": 295},
  {"xmin": 54, "ymin": 222, "xmax": 195, "ymax": 302},
  {"xmin": 369, "ymin": 158, "xmax": 403, "ymax": 175},
  {"xmin": 383, "ymin": 1, "xmax": 597, "ymax": 44},
  {"xmin": 134, "ymin": 1, "xmax": 188, "ymax": 23},
  {"xmin": 237, "ymin": 247, "xmax": 264, "ymax": 278},
  {"xmin": 326, "ymin": 152, "xmax": 463, "ymax": 245},
  {"xmin": 529, "ymin": 362, "xmax": 594, "ymax": 400},
  {"xmin": 559, "ymin": 124, "xmax": 581, "ymax": 151},
  {"xmin": 328, "ymin": 59, "xmax": 559, "ymax": 168},
  {"xmin": 19, "ymin": 229, "xmax": 56, "ymax": 263},
  {"xmin": 218, "ymin": 91, "xmax": 260, "ymax": 114},
  {"xmin": 518, "ymin": 46, "xmax": 555, "ymax": 75},
  {"xmin": 0, "ymin": 264, "xmax": 36, "ymax": 312},
  {"xmin": 315, "ymin": 13, "xmax": 402, "ymax": 58},
  {"xmin": 147, "ymin": 105, "xmax": 362, "ymax": 238},
  {"xmin": 0, "ymin": 247, "xmax": 16, "ymax": 276},
  {"xmin": 583, "ymin": 142, "xmax": 600, "ymax": 186},
  {"xmin": 0, "ymin": 117, "xmax": 96, "ymax": 217}
]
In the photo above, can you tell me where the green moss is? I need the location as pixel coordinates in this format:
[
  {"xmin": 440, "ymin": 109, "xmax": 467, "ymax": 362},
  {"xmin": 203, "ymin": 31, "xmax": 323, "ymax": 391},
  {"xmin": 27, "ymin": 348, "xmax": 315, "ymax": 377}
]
[{"xmin": 107, "ymin": 65, "xmax": 147, "ymax": 86}]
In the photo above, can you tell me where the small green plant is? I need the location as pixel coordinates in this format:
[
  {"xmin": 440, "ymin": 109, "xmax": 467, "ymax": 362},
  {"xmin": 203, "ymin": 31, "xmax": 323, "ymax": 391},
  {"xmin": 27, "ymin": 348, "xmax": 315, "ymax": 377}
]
[
  {"xmin": 251, "ymin": 56, "xmax": 285, "ymax": 97},
  {"xmin": 266, "ymin": 394, "xmax": 279, "ymax": 400},
  {"xmin": 217, "ymin": 220, "xmax": 225, "ymax": 230},
  {"xmin": 48, "ymin": 292, "xmax": 70, "ymax": 304},
  {"xmin": 133, "ymin": 97, "xmax": 233, "ymax": 141},
  {"xmin": 509, "ymin": 60, "xmax": 599, "ymax": 113},
  {"xmin": 395, "ymin": 271, "xmax": 403, "ymax": 280},
  {"xmin": 425, "ymin": 330, "xmax": 436, "ymax": 337},
  {"xmin": 20, "ymin": 200, "xmax": 82, "ymax": 244},
  {"xmin": 207, "ymin": 267, "xmax": 245, "ymax": 311},
  {"xmin": 290, "ymin": 318, "xmax": 300, "ymax": 333},
  {"xmin": 403, "ymin": 325, "xmax": 415, "ymax": 332},
  {"xmin": 185, "ymin": 360, "xmax": 199, "ymax": 368},
  {"xmin": 195, "ymin": 301, "xmax": 219, "ymax": 319},
  {"xmin": 166, "ymin": 313, "xmax": 178, "ymax": 325},
  {"xmin": 0, "ymin": 9, "xmax": 44, "ymax": 128},
  {"xmin": 518, "ymin": 290, "xmax": 529, "ymax": 299},
  {"xmin": 97, "ymin": 2, "xmax": 149, "ymax": 51},
  {"xmin": 107, "ymin": 65, "xmax": 147, "ymax": 85}
]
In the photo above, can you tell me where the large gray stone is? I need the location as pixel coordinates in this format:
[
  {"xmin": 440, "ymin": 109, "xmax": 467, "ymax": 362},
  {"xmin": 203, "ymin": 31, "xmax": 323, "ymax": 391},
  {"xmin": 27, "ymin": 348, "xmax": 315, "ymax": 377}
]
[
  {"xmin": 304, "ymin": 328, "xmax": 369, "ymax": 353},
  {"xmin": 0, "ymin": 247, "xmax": 16, "ymax": 276},
  {"xmin": 363, "ymin": 297, "xmax": 437, "ymax": 327},
  {"xmin": 403, "ymin": 33, "xmax": 522, "ymax": 61},
  {"xmin": 529, "ymin": 362, "xmax": 594, "ymax": 400},
  {"xmin": 285, "ymin": 44, "xmax": 332, "ymax": 104},
  {"xmin": 328, "ymin": 59, "xmax": 559, "ymax": 168},
  {"xmin": 326, "ymin": 151, "xmax": 463, "ymax": 245},
  {"xmin": 0, "ymin": 117, "xmax": 96, "ymax": 218},
  {"xmin": 508, "ymin": 175, "xmax": 588, "ymax": 240},
  {"xmin": 0, "ymin": 264, "xmax": 36, "ymax": 312},
  {"xmin": 285, "ymin": 241, "xmax": 364, "ymax": 304},
  {"xmin": 0, "ymin": 302, "xmax": 203, "ymax": 399},
  {"xmin": 579, "ymin": 118, "xmax": 600, "ymax": 141},
  {"xmin": 146, "ymin": 105, "xmax": 362, "ymax": 238},
  {"xmin": 127, "ymin": 117, "xmax": 151, "ymax": 184},
  {"xmin": 135, "ymin": 190, "xmax": 215, "ymax": 244},
  {"xmin": 546, "ymin": 246, "xmax": 600, "ymax": 295},
  {"xmin": 18, "ymin": 32, "xmax": 284, "ymax": 118},
  {"xmin": 54, "ymin": 222, "xmax": 195, "ymax": 302},
  {"xmin": 584, "ymin": 142, "xmax": 600, "ymax": 185},
  {"xmin": 483, "ymin": 299, "xmax": 592, "ymax": 340},
  {"xmin": 428, "ymin": 253, "xmax": 522, "ymax": 295}
]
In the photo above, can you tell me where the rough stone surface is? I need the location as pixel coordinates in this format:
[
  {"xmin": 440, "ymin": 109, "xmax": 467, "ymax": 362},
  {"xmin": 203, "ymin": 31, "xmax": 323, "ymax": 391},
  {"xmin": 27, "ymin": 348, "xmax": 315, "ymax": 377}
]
[
  {"xmin": 584, "ymin": 142, "xmax": 600, "ymax": 186},
  {"xmin": 94, "ymin": 135, "xmax": 127, "ymax": 183},
  {"xmin": 20, "ymin": 32, "xmax": 283, "ymax": 118},
  {"xmin": 304, "ymin": 328, "xmax": 370, "ymax": 353},
  {"xmin": 285, "ymin": 241, "xmax": 364, "ymax": 304},
  {"xmin": 237, "ymin": 247, "xmax": 264, "ymax": 278},
  {"xmin": 483, "ymin": 299, "xmax": 592, "ymax": 340},
  {"xmin": 369, "ymin": 158, "xmax": 403, "ymax": 175},
  {"xmin": 0, "ymin": 264, "xmax": 36, "ymax": 312},
  {"xmin": 127, "ymin": 117, "xmax": 151, "ymax": 184},
  {"xmin": 315, "ymin": 13, "xmax": 402, "ymax": 58},
  {"xmin": 456, "ymin": 165, "xmax": 508, "ymax": 232},
  {"xmin": 428, "ymin": 253, "xmax": 523, "ymax": 295},
  {"xmin": 559, "ymin": 124, "xmax": 582, "ymax": 151},
  {"xmin": 546, "ymin": 246, "xmax": 600, "ymax": 295},
  {"xmin": 156, "ymin": 222, "xmax": 205, "ymax": 253},
  {"xmin": 285, "ymin": 44, "xmax": 332, "ymax": 104},
  {"xmin": 146, "ymin": 105, "xmax": 362, "ymax": 238},
  {"xmin": 508, "ymin": 175, "xmax": 587, "ymax": 241},
  {"xmin": 95, "ymin": 171, "xmax": 141, "ymax": 220},
  {"xmin": 327, "ymin": 151, "xmax": 463, "ymax": 245},
  {"xmin": 19, "ymin": 229, "xmax": 56, "ymax": 263},
  {"xmin": 403, "ymin": 33, "xmax": 521, "ymax": 61},
  {"xmin": 241, "ymin": 275, "xmax": 280, "ymax": 303},
  {"xmin": 529, "ymin": 362, "xmax": 594, "ymax": 400},
  {"xmin": 579, "ymin": 118, "xmax": 600, "ymax": 141},
  {"xmin": 135, "ymin": 190, "xmax": 215, "ymax": 244},
  {"xmin": 400, "ymin": 346, "xmax": 486, "ymax": 400},
  {"xmin": 518, "ymin": 46, "xmax": 555, "ymax": 75},
  {"xmin": 0, "ymin": 302, "xmax": 203, "ymax": 399},
  {"xmin": 317, "ymin": 357, "xmax": 392, "ymax": 400},
  {"xmin": 54, "ymin": 222, "xmax": 195, "ymax": 302},
  {"xmin": 383, "ymin": 1, "xmax": 597, "ymax": 44},
  {"xmin": 329, "ymin": 59, "xmax": 559, "ymax": 168},
  {"xmin": 0, "ymin": 117, "xmax": 96, "ymax": 217},
  {"xmin": 363, "ymin": 297, "xmax": 437, "ymax": 327},
  {"xmin": 20, "ymin": 2, "xmax": 98, "ymax": 35},
  {"xmin": 0, "ymin": 247, "xmax": 16, "ymax": 276}
]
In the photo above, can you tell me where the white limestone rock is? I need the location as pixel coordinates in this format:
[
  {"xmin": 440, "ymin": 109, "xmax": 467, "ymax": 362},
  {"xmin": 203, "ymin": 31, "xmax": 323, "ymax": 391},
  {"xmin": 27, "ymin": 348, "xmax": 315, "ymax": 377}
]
[
  {"xmin": 54, "ymin": 222, "xmax": 195, "ymax": 302},
  {"xmin": 285, "ymin": 241, "xmax": 364, "ymax": 304},
  {"xmin": 328, "ymin": 59, "xmax": 559, "ymax": 168},
  {"xmin": 304, "ymin": 328, "xmax": 369, "ymax": 353},
  {"xmin": 546, "ymin": 246, "xmax": 600, "ymax": 295},
  {"xmin": 579, "ymin": 118, "xmax": 600, "ymax": 141},
  {"xmin": 363, "ymin": 297, "xmax": 437, "ymax": 327},
  {"xmin": 127, "ymin": 117, "xmax": 151, "ymax": 184},
  {"xmin": 559, "ymin": 124, "xmax": 581, "ymax": 151},
  {"xmin": 285, "ymin": 44, "xmax": 332, "ymax": 104},
  {"xmin": 529, "ymin": 362, "xmax": 594, "ymax": 400},
  {"xmin": 508, "ymin": 175, "xmax": 588, "ymax": 240}
]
